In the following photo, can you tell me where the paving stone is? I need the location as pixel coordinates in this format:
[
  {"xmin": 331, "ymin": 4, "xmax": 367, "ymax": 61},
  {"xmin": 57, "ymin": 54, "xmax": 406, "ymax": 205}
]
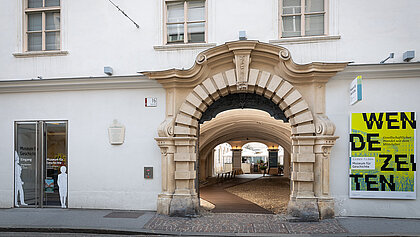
[
  {"xmin": 285, "ymin": 219, "xmax": 347, "ymax": 234},
  {"xmin": 144, "ymin": 213, "xmax": 289, "ymax": 234}
]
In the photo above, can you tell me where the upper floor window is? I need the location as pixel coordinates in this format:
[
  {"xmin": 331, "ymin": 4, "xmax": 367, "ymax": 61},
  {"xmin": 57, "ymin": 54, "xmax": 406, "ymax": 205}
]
[
  {"xmin": 165, "ymin": 0, "xmax": 206, "ymax": 44},
  {"xmin": 280, "ymin": 0, "xmax": 325, "ymax": 38},
  {"xmin": 24, "ymin": 0, "xmax": 61, "ymax": 51}
]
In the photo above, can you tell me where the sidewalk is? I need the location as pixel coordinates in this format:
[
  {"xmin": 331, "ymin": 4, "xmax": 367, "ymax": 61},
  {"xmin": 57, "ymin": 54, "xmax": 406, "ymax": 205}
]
[{"xmin": 0, "ymin": 208, "xmax": 420, "ymax": 236}]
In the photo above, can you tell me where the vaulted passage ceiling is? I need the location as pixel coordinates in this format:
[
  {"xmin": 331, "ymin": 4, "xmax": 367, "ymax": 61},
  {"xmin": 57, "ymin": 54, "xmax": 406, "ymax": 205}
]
[{"xmin": 199, "ymin": 109, "xmax": 292, "ymax": 159}]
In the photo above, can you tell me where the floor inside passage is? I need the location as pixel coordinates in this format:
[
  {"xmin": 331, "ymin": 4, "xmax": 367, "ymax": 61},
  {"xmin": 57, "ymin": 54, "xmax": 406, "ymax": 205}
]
[{"xmin": 199, "ymin": 174, "xmax": 290, "ymax": 214}]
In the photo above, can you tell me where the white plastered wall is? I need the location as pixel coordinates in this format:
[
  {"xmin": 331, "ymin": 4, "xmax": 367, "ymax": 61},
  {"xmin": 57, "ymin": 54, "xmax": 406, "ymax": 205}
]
[
  {"xmin": 0, "ymin": 88, "xmax": 165, "ymax": 210},
  {"xmin": 326, "ymin": 66, "xmax": 420, "ymax": 218},
  {"xmin": 1, "ymin": 0, "xmax": 419, "ymax": 80}
]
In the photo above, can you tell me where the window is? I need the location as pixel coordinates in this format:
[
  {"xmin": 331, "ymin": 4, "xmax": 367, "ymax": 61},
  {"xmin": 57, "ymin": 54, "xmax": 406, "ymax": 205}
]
[
  {"xmin": 165, "ymin": 0, "xmax": 206, "ymax": 44},
  {"xmin": 280, "ymin": 0, "xmax": 325, "ymax": 38},
  {"xmin": 24, "ymin": 0, "xmax": 61, "ymax": 51}
]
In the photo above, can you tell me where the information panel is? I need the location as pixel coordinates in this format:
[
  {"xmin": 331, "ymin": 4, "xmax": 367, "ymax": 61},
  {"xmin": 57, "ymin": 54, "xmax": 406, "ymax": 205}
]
[{"xmin": 349, "ymin": 112, "xmax": 416, "ymax": 199}]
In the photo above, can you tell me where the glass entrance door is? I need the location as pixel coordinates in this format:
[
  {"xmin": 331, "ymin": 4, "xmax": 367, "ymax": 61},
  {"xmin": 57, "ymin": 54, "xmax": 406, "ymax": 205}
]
[
  {"xmin": 15, "ymin": 121, "xmax": 68, "ymax": 208},
  {"xmin": 43, "ymin": 122, "xmax": 67, "ymax": 207}
]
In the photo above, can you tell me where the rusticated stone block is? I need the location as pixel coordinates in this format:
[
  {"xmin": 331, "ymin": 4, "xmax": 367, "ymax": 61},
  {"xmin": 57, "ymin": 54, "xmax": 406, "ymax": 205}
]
[
  {"xmin": 288, "ymin": 198, "xmax": 319, "ymax": 222},
  {"xmin": 169, "ymin": 194, "xmax": 199, "ymax": 217},
  {"xmin": 318, "ymin": 198, "xmax": 335, "ymax": 219}
]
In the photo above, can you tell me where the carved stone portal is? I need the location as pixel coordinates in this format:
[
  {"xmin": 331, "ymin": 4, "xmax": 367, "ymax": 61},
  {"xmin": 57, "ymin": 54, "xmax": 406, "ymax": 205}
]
[{"xmin": 144, "ymin": 41, "xmax": 347, "ymax": 220}]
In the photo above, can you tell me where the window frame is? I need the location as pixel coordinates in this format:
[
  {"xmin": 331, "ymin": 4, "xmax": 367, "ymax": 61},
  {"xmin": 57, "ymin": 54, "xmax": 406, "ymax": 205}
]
[
  {"xmin": 163, "ymin": 0, "xmax": 207, "ymax": 45},
  {"xmin": 23, "ymin": 0, "xmax": 61, "ymax": 52},
  {"xmin": 279, "ymin": 0, "xmax": 328, "ymax": 38}
]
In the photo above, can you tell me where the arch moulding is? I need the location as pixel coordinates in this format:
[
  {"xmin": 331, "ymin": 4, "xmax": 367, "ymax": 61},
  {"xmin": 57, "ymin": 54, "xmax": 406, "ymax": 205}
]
[{"xmin": 143, "ymin": 40, "xmax": 348, "ymax": 220}]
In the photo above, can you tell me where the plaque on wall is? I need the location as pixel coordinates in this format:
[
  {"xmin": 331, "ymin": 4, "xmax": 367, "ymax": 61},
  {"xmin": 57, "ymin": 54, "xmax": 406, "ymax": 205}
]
[{"xmin": 108, "ymin": 120, "xmax": 125, "ymax": 145}]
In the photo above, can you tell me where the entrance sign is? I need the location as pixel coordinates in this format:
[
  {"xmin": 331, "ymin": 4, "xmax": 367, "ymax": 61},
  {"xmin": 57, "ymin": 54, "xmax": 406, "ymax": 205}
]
[
  {"xmin": 350, "ymin": 76, "xmax": 362, "ymax": 105},
  {"xmin": 145, "ymin": 97, "xmax": 157, "ymax": 107},
  {"xmin": 349, "ymin": 112, "xmax": 416, "ymax": 199}
]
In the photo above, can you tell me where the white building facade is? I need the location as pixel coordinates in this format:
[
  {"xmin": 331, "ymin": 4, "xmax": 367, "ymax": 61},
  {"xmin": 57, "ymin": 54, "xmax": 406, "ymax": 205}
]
[{"xmin": 1, "ymin": 0, "xmax": 419, "ymax": 218}]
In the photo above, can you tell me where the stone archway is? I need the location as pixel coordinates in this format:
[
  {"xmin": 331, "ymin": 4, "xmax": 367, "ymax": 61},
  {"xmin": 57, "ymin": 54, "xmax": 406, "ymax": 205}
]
[{"xmin": 143, "ymin": 41, "xmax": 347, "ymax": 220}]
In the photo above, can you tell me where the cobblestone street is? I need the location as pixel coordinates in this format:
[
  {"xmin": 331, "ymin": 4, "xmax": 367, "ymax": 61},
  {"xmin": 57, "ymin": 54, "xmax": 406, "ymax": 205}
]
[
  {"xmin": 143, "ymin": 175, "xmax": 347, "ymax": 235},
  {"xmin": 144, "ymin": 213, "xmax": 347, "ymax": 234}
]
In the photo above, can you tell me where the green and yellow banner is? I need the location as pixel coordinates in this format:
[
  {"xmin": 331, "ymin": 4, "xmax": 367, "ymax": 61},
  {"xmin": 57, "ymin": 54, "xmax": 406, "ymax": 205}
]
[{"xmin": 349, "ymin": 112, "xmax": 416, "ymax": 199}]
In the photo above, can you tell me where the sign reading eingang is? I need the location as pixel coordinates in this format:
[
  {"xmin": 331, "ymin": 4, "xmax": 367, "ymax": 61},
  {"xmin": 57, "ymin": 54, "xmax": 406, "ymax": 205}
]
[{"xmin": 349, "ymin": 112, "xmax": 416, "ymax": 199}]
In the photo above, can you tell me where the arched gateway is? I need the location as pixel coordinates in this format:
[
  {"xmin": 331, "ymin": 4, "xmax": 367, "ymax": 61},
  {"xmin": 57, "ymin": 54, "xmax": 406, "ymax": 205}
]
[{"xmin": 143, "ymin": 41, "xmax": 347, "ymax": 221}]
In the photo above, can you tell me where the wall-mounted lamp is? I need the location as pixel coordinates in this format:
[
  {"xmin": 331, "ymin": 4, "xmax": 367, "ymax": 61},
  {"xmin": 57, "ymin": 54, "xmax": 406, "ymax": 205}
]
[
  {"xmin": 239, "ymin": 31, "xmax": 247, "ymax": 40},
  {"xmin": 403, "ymin": 50, "xmax": 415, "ymax": 62},
  {"xmin": 380, "ymin": 53, "xmax": 394, "ymax": 64},
  {"xmin": 104, "ymin": 66, "xmax": 113, "ymax": 76}
]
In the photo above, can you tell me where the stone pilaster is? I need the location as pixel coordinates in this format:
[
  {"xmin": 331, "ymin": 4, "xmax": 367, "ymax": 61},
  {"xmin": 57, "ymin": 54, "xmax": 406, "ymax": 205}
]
[
  {"xmin": 232, "ymin": 148, "xmax": 242, "ymax": 172},
  {"xmin": 283, "ymin": 151, "xmax": 291, "ymax": 178},
  {"xmin": 155, "ymin": 137, "xmax": 176, "ymax": 215},
  {"xmin": 288, "ymin": 136, "xmax": 319, "ymax": 221},
  {"xmin": 314, "ymin": 136, "xmax": 338, "ymax": 219},
  {"xmin": 313, "ymin": 114, "xmax": 339, "ymax": 219},
  {"xmin": 207, "ymin": 150, "xmax": 214, "ymax": 178},
  {"xmin": 170, "ymin": 137, "xmax": 199, "ymax": 216}
]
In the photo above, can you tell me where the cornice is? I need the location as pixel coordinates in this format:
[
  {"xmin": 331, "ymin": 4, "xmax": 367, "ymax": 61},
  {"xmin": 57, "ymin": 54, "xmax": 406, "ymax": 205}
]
[
  {"xmin": 153, "ymin": 43, "xmax": 217, "ymax": 51},
  {"xmin": 333, "ymin": 62, "xmax": 420, "ymax": 80},
  {"xmin": 13, "ymin": 50, "xmax": 69, "ymax": 58},
  {"xmin": 269, "ymin": 35, "xmax": 341, "ymax": 45},
  {"xmin": 0, "ymin": 75, "xmax": 161, "ymax": 94},
  {"xmin": 278, "ymin": 60, "xmax": 349, "ymax": 84},
  {"xmin": 143, "ymin": 40, "xmax": 349, "ymax": 87}
]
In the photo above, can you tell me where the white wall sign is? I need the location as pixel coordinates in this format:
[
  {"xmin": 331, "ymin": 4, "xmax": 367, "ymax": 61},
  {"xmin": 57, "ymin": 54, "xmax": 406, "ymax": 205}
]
[
  {"xmin": 350, "ymin": 157, "xmax": 375, "ymax": 170},
  {"xmin": 108, "ymin": 120, "xmax": 125, "ymax": 145},
  {"xmin": 350, "ymin": 76, "xmax": 362, "ymax": 105},
  {"xmin": 145, "ymin": 97, "xmax": 157, "ymax": 107}
]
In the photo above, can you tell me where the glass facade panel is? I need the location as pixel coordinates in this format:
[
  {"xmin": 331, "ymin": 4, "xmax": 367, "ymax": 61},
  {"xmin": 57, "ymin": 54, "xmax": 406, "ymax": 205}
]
[
  {"xmin": 15, "ymin": 123, "xmax": 38, "ymax": 206},
  {"xmin": 28, "ymin": 13, "xmax": 42, "ymax": 31},
  {"xmin": 167, "ymin": 2, "xmax": 184, "ymax": 23},
  {"xmin": 305, "ymin": 0, "xmax": 324, "ymax": 12},
  {"xmin": 305, "ymin": 14, "xmax": 324, "ymax": 36},
  {"xmin": 188, "ymin": 0, "xmax": 205, "ymax": 22},
  {"xmin": 46, "ymin": 32, "xmax": 60, "ymax": 50},
  {"xmin": 28, "ymin": 33, "xmax": 42, "ymax": 51},
  {"xmin": 43, "ymin": 122, "xmax": 67, "ymax": 207},
  {"xmin": 187, "ymin": 22, "xmax": 205, "ymax": 43},
  {"xmin": 45, "ymin": 0, "xmax": 60, "ymax": 7},
  {"xmin": 282, "ymin": 15, "xmax": 301, "ymax": 37},
  {"xmin": 28, "ymin": 0, "xmax": 43, "ymax": 8},
  {"xmin": 167, "ymin": 24, "xmax": 184, "ymax": 43},
  {"xmin": 283, "ymin": 0, "xmax": 301, "ymax": 14},
  {"xmin": 46, "ymin": 12, "xmax": 60, "ymax": 30}
]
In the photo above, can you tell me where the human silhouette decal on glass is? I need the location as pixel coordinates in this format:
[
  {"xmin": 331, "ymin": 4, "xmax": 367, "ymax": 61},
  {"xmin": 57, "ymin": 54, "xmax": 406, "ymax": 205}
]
[
  {"xmin": 58, "ymin": 166, "xmax": 68, "ymax": 208},
  {"xmin": 15, "ymin": 151, "xmax": 27, "ymax": 207}
]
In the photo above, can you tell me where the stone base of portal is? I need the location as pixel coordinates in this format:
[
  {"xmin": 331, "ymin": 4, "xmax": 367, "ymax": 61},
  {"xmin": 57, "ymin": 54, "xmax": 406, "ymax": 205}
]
[
  {"xmin": 318, "ymin": 197, "xmax": 335, "ymax": 219},
  {"xmin": 157, "ymin": 193, "xmax": 173, "ymax": 215},
  {"xmin": 157, "ymin": 193, "xmax": 199, "ymax": 217},
  {"xmin": 287, "ymin": 197, "xmax": 320, "ymax": 222}
]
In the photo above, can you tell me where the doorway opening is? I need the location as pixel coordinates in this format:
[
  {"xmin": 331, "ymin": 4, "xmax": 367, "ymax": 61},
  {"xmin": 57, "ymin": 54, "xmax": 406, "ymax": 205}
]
[
  {"xmin": 14, "ymin": 121, "xmax": 68, "ymax": 208},
  {"xmin": 197, "ymin": 107, "xmax": 292, "ymax": 214}
]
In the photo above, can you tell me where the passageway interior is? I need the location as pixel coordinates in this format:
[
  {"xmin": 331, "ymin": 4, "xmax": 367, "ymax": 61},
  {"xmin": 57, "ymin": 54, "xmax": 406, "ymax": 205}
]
[{"xmin": 197, "ymin": 108, "xmax": 292, "ymax": 214}]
